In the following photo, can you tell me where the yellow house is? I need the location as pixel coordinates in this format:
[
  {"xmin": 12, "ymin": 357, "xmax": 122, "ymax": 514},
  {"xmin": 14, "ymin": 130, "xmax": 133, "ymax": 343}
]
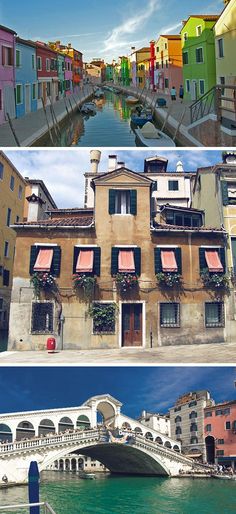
[{"xmin": 0, "ymin": 152, "xmax": 25, "ymax": 343}]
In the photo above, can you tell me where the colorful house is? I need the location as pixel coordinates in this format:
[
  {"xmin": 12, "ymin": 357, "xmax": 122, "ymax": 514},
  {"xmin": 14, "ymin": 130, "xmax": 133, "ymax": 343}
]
[
  {"xmin": 155, "ymin": 35, "xmax": 183, "ymax": 94},
  {"xmin": 0, "ymin": 25, "xmax": 16, "ymax": 124},
  {"xmin": 59, "ymin": 44, "xmax": 83, "ymax": 93},
  {"xmin": 120, "ymin": 56, "xmax": 130, "ymax": 86},
  {"xmin": 130, "ymin": 47, "xmax": 150, "ymax": 87},
  {"xmin": 64, "ymin": 55, "xmax": 73, "ymax": 96},
  {"xmin": 181, "ymin": 15, "xmax": 219, "ymax": 101},
  {"xmin": 15, "ymin": 38, "xmax": 37, "ymax": 118},
  {"xmin": 105, "ymin": 64, "xmax": 114, "ymax": 82},
  {"xmin": 204, "ymin": 400, "xmax": 236, "ymax": 469},
  {"xmin": 36, "ymin": 42, "xmax": 59, "ymax": 108}
]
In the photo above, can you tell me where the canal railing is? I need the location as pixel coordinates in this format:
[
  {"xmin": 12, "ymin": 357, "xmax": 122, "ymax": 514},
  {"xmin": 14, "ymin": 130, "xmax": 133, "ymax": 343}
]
[{"xmin": 0, "ymin": 502, "xmax": 56, "ymax": 513}]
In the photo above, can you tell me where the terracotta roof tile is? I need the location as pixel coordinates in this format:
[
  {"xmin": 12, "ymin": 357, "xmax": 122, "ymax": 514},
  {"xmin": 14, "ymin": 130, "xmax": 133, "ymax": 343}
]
[
  {"xmin": 153, "ymin": 223, "xmax": 225, "ymax": 233},
  {"xmin": 14, "ymin": 216, "xmax": 94, "ymax": 227}
]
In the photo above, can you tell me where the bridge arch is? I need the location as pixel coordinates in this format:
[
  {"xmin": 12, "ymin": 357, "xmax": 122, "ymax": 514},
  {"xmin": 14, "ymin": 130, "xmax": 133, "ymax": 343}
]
[
  {"xmin": 155, "ymin": 436, "xmax": 163, "ymax": 445},
  {"xmin": 0, "ymin": 423, "xmax": 13, "ymax": 443},
  {"xmin": 76, "ymin": 415, "xmax": 91, "ymax": 430},
  {"xmin": 38, "ymin": 419, "xmax": 55, "ymax": 436},
  {"xmin": 134, "ymin": 427, "xmax": 143, "ymax": 435},
  {"xmin": 164, "ymin": 441, "xmax": 172, "ymax": 449},
  {"xmin": 58, "ymin": 417, "xmax": 74, "ymax": 433},
  {"xmin": 16, "ymin": 421, "xmax": 35, "ymax": 440},
  {"xmin": 145, "ymin": 432, "xmax": 154, "ymax": 441},
  {"xmin": 96, "ymin": 400, "xmax": 116, "ymax": 427},
  {"xmin": 121, "ymin": 422, "xmax": 131, "ymax": 430}
]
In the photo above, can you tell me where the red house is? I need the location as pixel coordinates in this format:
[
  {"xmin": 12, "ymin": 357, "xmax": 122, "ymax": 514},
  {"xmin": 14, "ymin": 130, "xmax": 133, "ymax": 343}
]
[
  {"xmin": 36, "ymin": 41, "xmax": 59, "ymax": 107},
  {"xmin": 204, "ymin": 400, "xmax": 236, "ymax": 470}
]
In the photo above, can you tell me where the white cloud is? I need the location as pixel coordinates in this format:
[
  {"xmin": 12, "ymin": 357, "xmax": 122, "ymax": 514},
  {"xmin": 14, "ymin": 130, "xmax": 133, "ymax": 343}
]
[{"xmin": 158, "ymin": 22, "xmax": 182, "ymax": 35}]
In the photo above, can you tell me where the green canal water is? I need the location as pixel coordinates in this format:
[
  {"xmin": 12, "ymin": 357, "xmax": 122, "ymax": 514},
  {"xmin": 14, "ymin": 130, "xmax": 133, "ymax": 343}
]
[{"xmin": 0, "ymin": 472, "xmax": 236, "ymax": 514}]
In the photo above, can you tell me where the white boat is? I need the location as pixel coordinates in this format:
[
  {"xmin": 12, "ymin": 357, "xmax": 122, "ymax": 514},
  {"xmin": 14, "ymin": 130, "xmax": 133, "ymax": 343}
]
[
  {"xmin": 125, "ymin": 95, "xmax": 139, "ymax": 105},
  {"xmin": 212, "ymin": 474, "xmax": 236, "ymax": 480},
  {"xmin": 80, "ymin": 102, "xmax": 97, "ymax": 114},
  {"xmin": 79, "ymin": 471, "xmax": 96, "ymax": 479},
  {"xmin": 134, "ymin": 121, "xmax": 176, "ymax": 147},
  {"xmin": 94, "ymin": 89, "xmax": 104, "ymax": 98}
]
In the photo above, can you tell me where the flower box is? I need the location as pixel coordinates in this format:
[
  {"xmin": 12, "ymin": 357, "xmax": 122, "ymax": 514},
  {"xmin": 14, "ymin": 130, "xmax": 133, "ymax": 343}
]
[
  {"xmin": 156, "ymin": 272, "xmax": 182, "ymax": 288},
  {"xmin": 115, "ymin": 273, "xmax": 139, "ymax": 293}
]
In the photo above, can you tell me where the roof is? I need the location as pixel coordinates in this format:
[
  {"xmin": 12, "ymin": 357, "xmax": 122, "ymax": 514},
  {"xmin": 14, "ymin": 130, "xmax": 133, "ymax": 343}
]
[
  {"xmin": 12, "ymin": 216, "xmax": 94, "ymax": 228},
  {"xmin": 136, "ymin": 47, "xmax": 150, "ymax": 53},
  {"xmin": 46, "ymin": 207, "xmax": 93, "ymax": 214},
  {"xmin": 160, "ymin": 204, "xmax": 204, "ymax": 214},
  {"xmin": 182, "ymin": 14, "xmax": 219, "ymax": 26},
  {"xmin": 205, "ymin": 399, "xmax": 236, "ymax": 410},
  {"xmin": 0, "ymin": 151, "xmax": 26, "ymax": 185},
  {"xmin": 159, "ymin": 35, "xmax": 181, "ymax": 40},
  {"xmin": 152, "ymin": 223, "xmax": 226, "ymax": 234},
  {"xmin": 16, "ymin": 37, "xmax": 36, "ymax": 48},
  {"xmin": 25, "ymin": 179, "xmax": 57, "ymax": 209},
  {"xmin": 0, "ymin": 25, "xmax": 16, "ymax": 35}
]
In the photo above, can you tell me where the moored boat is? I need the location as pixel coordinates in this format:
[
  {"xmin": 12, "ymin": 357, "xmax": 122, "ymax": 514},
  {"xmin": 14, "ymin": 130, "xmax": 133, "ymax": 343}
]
[
  {"xmin": 80, "ymin": 102, "xmax": 97, "ymax": 114},
  {"xmin": 125, "ymin": 95, "xmax": 139, "ymax": 105},
  {"xmin": 212, "ymin": 474, "xmax": 236, "ymax": 480},
  {"xmin": 94, "ymin": 88, "xmax": 104, "ymax": 98},
  {"xmin": 131, "ymin": 108, "xmax": 153, "ymax": 127},
  {"xmin": 134, "ymin": 121, "xmax": 175, "ymax": 147},
  {"xmin": 79, "ymin": 471, "xmax": 96, "ymax": 480}
]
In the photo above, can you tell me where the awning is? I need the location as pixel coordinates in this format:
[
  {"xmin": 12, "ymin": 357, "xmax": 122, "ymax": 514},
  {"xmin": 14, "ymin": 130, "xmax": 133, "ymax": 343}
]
[
  {"xmin": 34, "ymin": 248, "xmax": 53, "ymax": 272},
  {"xmin": 205, "ymin": 250, "xmax": 223, "ymax": 272},
  {"xmin": 76, "ymin": 250, "xmax": 94, "ymax": 273},
  {"xmin": 118, "ymin": 250, "xmax": 135, "ymax": 272},
  {"xmin": 161, "ymin": 250, "xmax": 178, "ymax": 272}
]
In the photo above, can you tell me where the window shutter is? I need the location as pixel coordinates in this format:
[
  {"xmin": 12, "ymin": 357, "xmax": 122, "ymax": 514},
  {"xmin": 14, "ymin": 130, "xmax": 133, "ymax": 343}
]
[
  {"xmin": 219, "ymin": 247, "xmax": 226, "ymax": 272},
  {"xmin": 93, "ymin": 247, "xmax": 101, "ymax": 276},
  {"xmin": 175, "ymin": 248, "xmax": 182, "ymax": 274},
  {"xmin": 29, "ymin": 246, "xmax": 39, "ymax": 275},
  {"xmin": 3, "ymin": 269, "xmax": 10, "ymax": 287},
  {"xmin": 73, "ymin": 247, "xmax": 80, "ymax": 274},
  {"xmin": 111, "ymin": 247, "xmax": 119, "ymax": 275},
  {"xmin": 221, "ymin": 181, "xmax": 229, "ymax": 206},
  {"xmin": 154, "ymin": 247, "xmax": 162, "ymax": 273},
  {"xmin": 133, "ymin": 247, "xmax": 141, "ymax": 276},
  {"xmin": 109, "ymin": 190, "xmax": 116, "ymax": 214},
  {"xmin": 10, "ymin": 48, "xmax": 13, "ymax": 66},
  {"xmin": 51, "ymin": 246, "xmax": 61, "ymax": 276},
  {"xmin": 2, "ymin": 46, "xmax": 5, "ymax": 66},
  {"xmin": 152, "ymin": 181, "xmax": 158, "ymax": 192},
  {"xmin": 130, "ymin": 190, "xmax": 137, "ymax": 215},
  {"xmin": 199, "ymin": 248, "xmax": 206, "ymax": 271}
]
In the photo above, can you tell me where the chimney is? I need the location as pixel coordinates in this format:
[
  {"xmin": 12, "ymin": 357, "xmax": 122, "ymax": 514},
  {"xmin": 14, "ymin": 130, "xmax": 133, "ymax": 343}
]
[
  {"xmin": 117, "ymin": 161, "xmax": 125, "ymax": 168},
  {"xmin": 67, "ymin": 43, "xmax": 72, "ymax": 48},
  {"xmin": 176, "ymin": 160, "xmax": 184, "ymax": 172},
  {"xmin": 108, "ymin": 154, "xmax": 118, "ymax": 172},
  {"xmin": 90, "ymin": 149, "xmax": 101, "ymax": 173}
]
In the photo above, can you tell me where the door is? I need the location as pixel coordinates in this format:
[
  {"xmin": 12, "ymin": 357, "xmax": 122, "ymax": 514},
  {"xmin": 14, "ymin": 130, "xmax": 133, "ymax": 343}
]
[
  {"xmin": 4, "ymin": 85, "xmax": 16, "ymax": 119},
  {"xmin": 25, "ymin": 84, "xmax": 31, "ymax": 113},
  {"xmin": 122, "ymin": 303, "xmax": 142, "ymax": 347},
  {"xmin": 191, "ymin": 80, "xmax": 198, "ymax": 101}
]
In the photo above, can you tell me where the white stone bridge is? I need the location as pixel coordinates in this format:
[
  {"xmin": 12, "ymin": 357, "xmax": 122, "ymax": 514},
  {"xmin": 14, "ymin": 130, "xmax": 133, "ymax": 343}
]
[{"xmin": 0, "ymin": 395, "xmax": 208, "ymax": 484}]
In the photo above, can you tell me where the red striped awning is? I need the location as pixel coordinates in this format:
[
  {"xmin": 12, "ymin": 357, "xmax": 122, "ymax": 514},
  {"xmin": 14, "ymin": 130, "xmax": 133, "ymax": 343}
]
[
  {"xmin": 34, "ymin": 248, "xmax": 53, "ymax": 272},
  {"xmin": 118, "ymin": 250, "xmax": 135, "ymax": 272},
  {"xmin": 161, "ymin": 250, "xmax": 178, "ymax": 272},
  {"xmin": 76, "ymin": 250, "xmax": 94, "ymax": 273},
  {"xmin": 205, "ymin": 250, "xmax": 223, "ymax": 272}
]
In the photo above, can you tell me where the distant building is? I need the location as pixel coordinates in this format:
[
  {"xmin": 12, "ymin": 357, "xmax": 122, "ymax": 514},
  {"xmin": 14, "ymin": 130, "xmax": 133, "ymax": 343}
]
[
  {"xmin": 137, "ymin": 411, "xmax": 170, "ymax": 436},
  {"xmin": 36, "ymin": 41, "xmax": 59, "ymax": 108},
  {"xmin": 49, "ymin": 454, "xmax": 108, "ymax": 473},
  {"xmin": 23, "ymin": 178, "xmax": 57, "ymax": 222},
  {"xmin": 204, "ymin": 400, "xmax": 236, "ymax": 469},
  {"xmin": 0, "ymin": 25, "xmax": 16, "ymax": 124},
  {"xmin": 155, "ymin": 35, "xmax": 183, "ymax": 94}
]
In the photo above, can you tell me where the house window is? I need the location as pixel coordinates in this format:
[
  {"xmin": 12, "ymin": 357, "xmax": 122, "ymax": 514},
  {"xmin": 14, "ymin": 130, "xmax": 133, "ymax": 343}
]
[
  {"xmin": 218, "ymin": 38, "xmax": 224, "ymax": 58},
  {"xmin": 154, "ymin": 247, "xmax": 182, "ymax": 274},
  {"xmin": 190, "ymin": 436, "xmax": 198, "ymax": 444},
  {"xmin": 32, "ymin": 83, "xmax": 37, "ymax": 100},
  {"xmin": 0, "ymin": 163, "xmax": 3, "ymax": 180},
  {"xmin": 4, "ymin": 241, "xmax": 9, "ymax": 258},
  {"xmin": 16, "ymin": 215, "xmax": 19, "ymax": 223},
  {"xmin": 29, "ymin": 245, "xmax": 61, "ymax": 276},
  {"xmin": 196, "ymin": 25, "xmax": 202, "ymax": 37},
  {"xmin": 38, "ymin": 83, "xmax": 42, "ymax": 100},
  {"xmin": 216, "ymin": 409, "xmax": 222, "ymax": 416},
  {"xmin": 218, "ymin": 439, "xmax": 224, "ymax": 444},
  {"xmin": 10, "ymin": 175, "xmax": 15, "ymax": 191},
  {"xmin": 160, "ymin": 303, "xmax": 180, "ymax": 328},
  {"xmin": 216, "ymin": 450, "xmax": 224, "ymax": 456},
  {"xmin": 205, "ymin": 412, "xmax": 212, "ymax": 418},
  {"xmin": 18, "ymin": 185, "xmax": 23, "ymax": 199},
  {"xmin": 16, "ymin": 85, "xmax": 23, "ymax": 105},
  {"xmin": 190, "ymin": 423, "xmax": 198, "ymax": 432},
  {"xmin": 189, "ymin": 411, "xmax": 197, "ymax": 419},
  {"xmin": 186, "ymin": 79, "xmax": 190, "ymax": 93},
  {"xmin": 111, "ymin": 247, "xmax": 141, "ymax": 276},
  {"xmin": 225, "ymin": 421, "xmax": 231, "ymax": 430},
  {"xmin": 183, "ymin": 52, "xmax": 188, "ymax": 65},
  {"xmin": 165, "ymin": 60, "xmax": 168, "ymax": 69},
  {"xmin": 2, "ymin": 46, "xmax": 13, "ymax": 66},
  {"xmin": 199, "ymin": 80, "xmax": 205, "ymax": 96},
  {"xmin": 183, "ymin": 32, "xmax": 188, "ymax": 41},
  {"xmin": 164, "ymin": 78, "xmax": 169, "ymax": 89},
  {"xmin": 109, "ymin": 189, "xmax": 137, "ymax": 215},
  {"xmin": 46, "ymin": 59, "xmax": 50, "ymax": 71},
  {"xmin": 31, "ymin": 302, "xmax": 54, "ymax": 334},
  {"xmin": 3, "ymin": 270, "xmax": 10, "ymax": 286},
  {"xmin": 224, "ymin": 408, "xmax": 230, "ymax": 415},
  {"xmin": 175, "ymin": 416, "xmax": 181, "ymax": 423},
  {"xmin": 205, "ymin": 302, "xmax": 224, "ymax": 328},
  {"xmin": 37, "ymin": 56, "xmax": 42, "ymax": 71},
  {"xmin": 92, "ymin": 302, "xmax": 116, "ymax": 334},
  {"xmin": 73, "ymin": 247, "xmax": 101, "ymax": 276},
  {"xmin": 0, "ymin": 89, "xmax": 2, "ymax": 110},
  {"xmin": 174, "ymin": 406, "xmax": 181, "ymax": 412},
  {"xmin": 168, "ymin": 180, "xmax": 179, "ymax": 191},
  {"xmin": 219, "ymin": 76, "xmax": 225, "ymax": 96},
  {"xmin": 189, "ymin": 400, "xmax": 197, "ymax": 407},
  {"xmin": 199, "ymin": 247, "xmax": 225, "ymax": 273},
  {"xmin": 16, "ymin": 49, "xmax": 21, "ymax": 67},
  {"xmin": 32, "ymin": 54, "xmax": 36, "ymax": 69},
  {"xmin": 206, "ymin": 424, "xmax": 211, "ymax": 432},
  {"xmin": 46, "ymin": 82, "xmax": 51, "ymax": 97},
  {"xmin": 196, "ymin": 47, "xmax": 203, "ymax": 63},
  {"xmin": 176, "ymin": 426, "xmax": 182, "ymax": 435},
  {"xmin": 6, "ymin": 208, "xmax": 11, "ymax": 227}
]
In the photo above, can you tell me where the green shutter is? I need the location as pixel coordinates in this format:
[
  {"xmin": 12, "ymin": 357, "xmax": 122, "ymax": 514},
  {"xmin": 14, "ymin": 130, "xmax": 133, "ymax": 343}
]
[
  {"xmin": 221, "ymin": 181, "xmax": 229, "ymax": 206},
  {"xmin": 73, "ymin": 247, "xmax": 80, "ymax": 274},
  {"xmin": 130, "ymin": 190, "xmax": 137, "ymax": 215},
  {"xmin": 93, "ymin": 247, "xmax": 101, "ymax": 276},
  {"xmin": 219, "ymin": 247, "xmax": 226, "ymax": 272},
  {"xmin": 109, "ymin": 190, "xmax": 116, "ymax": 214},
  {"xmin": 111, "ymin": 247, "xmax": 119, "ymax": 275},
  {"xmin": 175, "ymin": 248, "xmax": 182, "ymax": 274},
  {"xmin": 29, "ymin": 246, "xmax": 39, "ymax": 275},
  {"xmin": 51, "ymin": 247, "xmax": 61, "ymax": 276},
  {"xmin": 152, "ymin": 181, "xmax": 158, "ymax": 192},
  {"xmin": 154, "ymin": 247, "xmax": 162, "ymax": 273},
  {"xmin": 133, "ymin": 247, "xmax": 141, "ymax": 276},
  {"xmin": 231, "ymin": 238, "xmax": 236, "ymax": 272},
  {"xmin": 199, "ymin": 248, "xmax": 206, "ymax": 271}
]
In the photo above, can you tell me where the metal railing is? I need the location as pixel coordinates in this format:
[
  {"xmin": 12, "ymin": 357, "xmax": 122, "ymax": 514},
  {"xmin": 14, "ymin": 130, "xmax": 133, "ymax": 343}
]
[
  {"xmin": 190, "ymin": 86, "xmax": 216, "ymax": 124},
  {"xmin": 190, "ymin": 84, "xmax": 236, "ymax": 124},
  {"xmin": 0, "ymin": 502, "xmax": 56, "ymax": 513}
]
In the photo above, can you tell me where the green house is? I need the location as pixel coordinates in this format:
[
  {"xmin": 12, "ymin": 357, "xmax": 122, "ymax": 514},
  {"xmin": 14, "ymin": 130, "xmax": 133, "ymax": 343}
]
[{"xmin": 181, "ymin": 15, "xmax": 219, "ymax": 102}]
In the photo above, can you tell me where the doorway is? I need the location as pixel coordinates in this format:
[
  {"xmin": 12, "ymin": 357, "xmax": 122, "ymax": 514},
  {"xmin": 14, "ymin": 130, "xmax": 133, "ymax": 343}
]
[
  {"xmin": 25, "ymin": 84, "xmax": 31, "ymax": 113},
  {"xmin": 191, "ymin": 80, "xmax": 198, "ymax": 101},
  {"xmin": 205, "ymin": 435, "xmax": 215, "ymax": 464},
  {"xmin": 121, "ymin": 303, "xmax": 143, "ymax": 347}
]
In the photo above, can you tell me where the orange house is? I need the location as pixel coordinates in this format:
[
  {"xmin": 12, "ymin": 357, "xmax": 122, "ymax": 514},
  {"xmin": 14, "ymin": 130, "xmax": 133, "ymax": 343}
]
[{"xmin": 155, "ymin": 35, "xmax": 183, "ymax": 94}]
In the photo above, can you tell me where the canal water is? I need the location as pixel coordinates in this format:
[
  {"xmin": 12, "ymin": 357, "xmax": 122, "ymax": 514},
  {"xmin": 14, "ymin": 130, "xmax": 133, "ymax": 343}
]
[
  {"xmin": 0, "ymin": 472, "xmax": 235, "ymax": 514},
  {"xmin": 47, "ymin": 91, "xmax": 177, "ymax": 147}
]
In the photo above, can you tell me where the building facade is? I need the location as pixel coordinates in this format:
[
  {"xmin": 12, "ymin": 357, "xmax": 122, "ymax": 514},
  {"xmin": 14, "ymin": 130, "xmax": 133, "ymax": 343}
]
[
  {"xmin": 49, "ymin": 454, "xmax": 108, "ymax": 473},
  {"xmin": 155, "ymin": 35, "xmax": 183, "ymax": 94},
  {"xmin": 23, "ymin": 179, "xmax": 57, "ymax": 222},
  {"xmin": 137, "ymin": 411, "xmax": 170, "ymax": 436},
  {"xmin": 36, "ymin": 42, "xmax": 59, "ymax": 108},
  {"xmin": 204, "ymin": 400, "xmax": 236, "ymax": 469},
  {"xmin": 15, "ymin": 38, "xmax": 37, "ymax": 118},
  {"xmin": 0, "ymin": 25, "xmax": 16, "ymax": 125}
]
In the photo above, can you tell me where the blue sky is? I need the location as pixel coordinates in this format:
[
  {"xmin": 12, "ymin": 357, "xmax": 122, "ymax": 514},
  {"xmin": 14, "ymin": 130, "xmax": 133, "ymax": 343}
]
[
  {"xmin": 1, "ymin": 0, "xmax": 223, "ymax": 62},
  {"xmin": 6, "ymin": 149, "xmax": 222, "ymax": 208},
  {"xmin": 0, "ymin": 367, "xmax": 235, "ymax": 417}
]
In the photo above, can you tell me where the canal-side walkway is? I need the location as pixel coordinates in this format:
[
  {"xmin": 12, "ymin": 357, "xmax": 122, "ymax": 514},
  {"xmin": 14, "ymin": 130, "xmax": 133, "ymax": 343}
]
[
  {"xmin": 0, "ymin": 86, "xmax": 94, "ymax": 147},
  {"xmin": 113, "ymin": 84, "xmax": 236, "ymax": 147},
  {"xmin": 0, "ymin": 341, "xmax": 235, "ymax": 364}
]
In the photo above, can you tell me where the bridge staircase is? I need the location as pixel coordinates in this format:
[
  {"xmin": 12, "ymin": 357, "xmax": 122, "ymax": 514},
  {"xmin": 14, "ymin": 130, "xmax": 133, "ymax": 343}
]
[{"xmin": 189, "ymin": 84, "xmax": 236, "ymax": 129}]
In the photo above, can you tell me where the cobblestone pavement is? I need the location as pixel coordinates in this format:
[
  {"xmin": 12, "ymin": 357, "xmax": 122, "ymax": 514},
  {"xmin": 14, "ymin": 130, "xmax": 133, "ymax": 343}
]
[{"xmin": 0, "ymin": 341, "xmax": 235, "ymax": 365}]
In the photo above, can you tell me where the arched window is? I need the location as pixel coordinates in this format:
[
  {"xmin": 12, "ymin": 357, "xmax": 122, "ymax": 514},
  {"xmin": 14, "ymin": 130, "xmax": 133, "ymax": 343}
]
[
  {"xmin": 175, "ymin": 416, "xmax": 181, "ymax": 423},
  {"xmin": 0, "ymin": 423, "xmax": 13, "ymax": 443},
  {"xmin": 155, "ymin": 436, "xmax": 163, "ymax": 445},
  {"xmin": 58, "ymin": 417, "xmax": 74, "ymax": 433},
  {"xmin": 190, "ymin": 423, "xmax": 198, "ymax": 432},
  {"xmin": 38, "ymin": 419, "xmax": 55, "ymax": 436},
  {"xmin": 176, "ymin": 426, "xmax": 182, "ymax": 435},
  {"xmin": 164, "ymin": 441, "xmax": 172, "ymax": 449},
  {"xmin": 145, "ymin": 432, "xmax": 153, "ymax": 441},
  {"xmin": 173, "ymin": 445, "xmax": 180, "ymax": 452},
  {"xmin": 76, "ymin": 415, "xmax": 91, "ymax": 430},
  {"xmin": 134, "ymin": 427, "xmax": 143, "ymax": 435},
  {"xmin": 16, "ymin": 421, "xmax": 35, "ymax": 441},
  {"xmin": 189, "ymin": 411, "xmax": 197, "ymax": 419},
  {"xmin": 190, "ymin": 436, "xmax": 198, "ymax": 444},
  {"xmin": 121, "ymin": 422, "xmax": 131, "ymax": 430}
]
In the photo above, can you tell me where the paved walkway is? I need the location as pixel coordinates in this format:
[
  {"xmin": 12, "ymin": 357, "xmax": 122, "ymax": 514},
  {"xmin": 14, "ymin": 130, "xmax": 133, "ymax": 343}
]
[
  {"xmin": 0, "ymin": 341, "xmax": 235, "ymax": 365},
  {"xmin": 0, "ymin": 86, "xmax": 93, "ymax": 147}
]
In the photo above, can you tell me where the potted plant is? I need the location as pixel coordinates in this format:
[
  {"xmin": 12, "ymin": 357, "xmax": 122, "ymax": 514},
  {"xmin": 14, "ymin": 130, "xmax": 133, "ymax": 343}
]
[
  {"xmin": 115, "ymin": 273, "xmax": 139, "ymax": 293},
  {"xmin": 88, "ymin": 302, "xmax": 118, "ymax": 333},
  {"xmin": 73, "ymin": 274, "xmax": 96, "ymax": 299},
  {"xmin": 31, "ymin": 272, "xmax": 58, "ymax": 299},
  {"xmin": 200, "ymin": 269, "xmax": 229, "ymax": 290},
  {"xmin": 156, "ymin": 272, "xmax": 182, "ymax": 288}
]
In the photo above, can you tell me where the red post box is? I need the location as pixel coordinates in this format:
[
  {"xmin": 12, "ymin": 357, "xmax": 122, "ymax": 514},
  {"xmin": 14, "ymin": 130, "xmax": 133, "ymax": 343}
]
[{"xmin": 47, "ymin": 337, "xmax": 56, "ymax": 353}]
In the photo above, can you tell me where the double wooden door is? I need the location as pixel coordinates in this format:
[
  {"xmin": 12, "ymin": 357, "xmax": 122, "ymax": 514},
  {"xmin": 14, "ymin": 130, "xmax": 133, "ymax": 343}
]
[{"xmin": 122, "ymin": 303, "xmax": 142, "ymax": 347}]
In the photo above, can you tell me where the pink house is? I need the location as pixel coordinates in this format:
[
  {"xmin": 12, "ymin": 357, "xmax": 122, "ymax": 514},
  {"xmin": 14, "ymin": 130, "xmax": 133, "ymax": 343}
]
[
  {"xmin": 64, "ymin": 55, "xmax": 73, "ymax": 96},
  {"xmin": 0, "ymin": 25, "xmax": 16, "ymax": 124},
  {"xmin": 204, "ymin": 400, "xmax": 236, "ymax": 469}
]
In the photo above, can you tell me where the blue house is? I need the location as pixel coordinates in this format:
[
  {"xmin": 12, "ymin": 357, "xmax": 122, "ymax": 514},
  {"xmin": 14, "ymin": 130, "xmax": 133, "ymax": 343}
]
[{"xmin": 15, "ymin": 38, "xmax": 38, "ymax": 118}]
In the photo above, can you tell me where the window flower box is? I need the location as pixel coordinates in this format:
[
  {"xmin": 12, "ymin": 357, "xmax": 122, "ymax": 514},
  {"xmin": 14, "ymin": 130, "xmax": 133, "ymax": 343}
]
[
  {"xmin": 156, "ymin": 272, "xmax": 182, "ymax": 288},
  {"xmin": 200, "ymin": 269, "xmax": 229, "ymax": 290},
  {"xmin": 30, "ymin": 272, "xmax": 58, "ymax": 299},
  {"xmin": 73, "ymin": 274, "xmax": 96, "ymax": 299},
  {"xmin": 115, "ymin": 273, "xmax": 139, "ymax": 293},
  {"xmin": 88, "ymin": 302, "xmax": 118, "ymax": 334}
]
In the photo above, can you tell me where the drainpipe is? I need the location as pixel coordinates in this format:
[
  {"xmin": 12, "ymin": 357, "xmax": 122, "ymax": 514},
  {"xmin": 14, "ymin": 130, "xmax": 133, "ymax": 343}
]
[
  {"xmin": 59, "ymin": 313, "xmax": 65, "ymax": 350},
  {"xmin": 150, "ymin": 41, "xmax": 155, "ymax": 91}
]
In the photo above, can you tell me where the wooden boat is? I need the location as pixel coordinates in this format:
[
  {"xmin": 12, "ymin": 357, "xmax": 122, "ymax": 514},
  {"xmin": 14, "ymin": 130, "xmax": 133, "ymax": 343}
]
[
  {"xmin": 80, "ymin": 102, "xmax": 97, "ymax": 114},
  {"xmin": 125, "ymin": 95, "xmax": 139, "ymax": 105},
  {"xmin": 94, "ymin": 89, "xmax": 104, "ymax": 98},
  {"xmin": 134, "ymin": 121, "xmax": 176, "ymax": 147},
  {"xmin": 212, "ymin": 474, "xmax": 236, "ymax": 480},
  {"xmin": 131, "ymin": 108, "xmax": 153, "ymax": 127}
]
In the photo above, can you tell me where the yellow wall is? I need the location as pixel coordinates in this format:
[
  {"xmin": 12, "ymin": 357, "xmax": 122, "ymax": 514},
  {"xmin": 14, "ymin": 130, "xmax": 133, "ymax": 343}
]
[{"xmin": 215, "ymin": 0, "xmax": 236, "ymax": 81}]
